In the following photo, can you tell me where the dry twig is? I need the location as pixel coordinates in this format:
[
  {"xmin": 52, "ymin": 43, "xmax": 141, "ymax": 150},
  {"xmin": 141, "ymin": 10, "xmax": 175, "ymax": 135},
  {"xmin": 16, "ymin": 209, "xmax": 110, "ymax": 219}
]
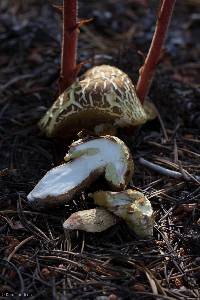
[
  {"xmin": 139, "ymin": 157, "xmax": 200, "ymax": 182},
  {"xmin": 59, "ymin": 0, "xmax": 78, "ymax": 93},
  {"xmin": 136, "ymin": 0, "xmax": 176, "ymax": 103}
]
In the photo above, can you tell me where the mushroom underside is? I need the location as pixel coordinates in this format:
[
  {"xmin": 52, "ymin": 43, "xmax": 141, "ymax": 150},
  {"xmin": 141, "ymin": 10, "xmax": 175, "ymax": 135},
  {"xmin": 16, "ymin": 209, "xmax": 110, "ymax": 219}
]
[
  {"xmin": 41, "ymin": 109, "xmax": 119, "ymax": 138},
  {"xmin": 40, "ymin": 108, "xmax": 147, "ymax": 138}
]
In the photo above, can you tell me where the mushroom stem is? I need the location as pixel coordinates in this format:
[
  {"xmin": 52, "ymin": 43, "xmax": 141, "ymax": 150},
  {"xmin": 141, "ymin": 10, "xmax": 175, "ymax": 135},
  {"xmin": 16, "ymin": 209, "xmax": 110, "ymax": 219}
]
[
  {"xmin": 63, "ymin": 208, "xmax": 117, "ymax": 232},
  {"xmin": 59, "ymin": 0, "xmax": 78, "ymax": 94},
  {"xmin": 136, "ymin": 0, "xmax": 176, "ymax": 104}
]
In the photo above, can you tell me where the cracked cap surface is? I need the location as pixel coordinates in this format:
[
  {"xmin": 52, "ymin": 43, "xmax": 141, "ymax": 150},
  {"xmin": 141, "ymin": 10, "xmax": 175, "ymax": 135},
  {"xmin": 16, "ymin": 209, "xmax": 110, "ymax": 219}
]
[{"xmin": 39, "ymin": 65, "xmax": 148, "ymax": 138}]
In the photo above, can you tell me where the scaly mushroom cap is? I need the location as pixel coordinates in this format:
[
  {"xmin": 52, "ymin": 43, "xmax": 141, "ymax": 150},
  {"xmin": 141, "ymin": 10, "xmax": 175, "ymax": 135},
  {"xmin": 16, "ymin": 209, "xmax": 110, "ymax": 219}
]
[
  {"xmin": 39, "ymin": 65, "xmax": 148, "ymax": 138},
  {"xmin": 63, "ymin": 208, "xmax": 117, "ymax": 232},
  {"xmin": 27, "ymin": 136, "xmax": 133, "ymax": 209},
  {"xmin": 92, "ymin": 189, "xmax": 154, "ymax": 237}
]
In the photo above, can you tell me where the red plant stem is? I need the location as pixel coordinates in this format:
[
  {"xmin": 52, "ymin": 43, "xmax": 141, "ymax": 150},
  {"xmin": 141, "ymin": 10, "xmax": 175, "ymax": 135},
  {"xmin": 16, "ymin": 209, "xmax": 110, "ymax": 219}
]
[
  {"xmin": 59, "ymin": 0, "xmax": 78, "ymax": 94},
  {"xmin": 136, "ymin": 0, "xmax": 176, "ymax": 104}
]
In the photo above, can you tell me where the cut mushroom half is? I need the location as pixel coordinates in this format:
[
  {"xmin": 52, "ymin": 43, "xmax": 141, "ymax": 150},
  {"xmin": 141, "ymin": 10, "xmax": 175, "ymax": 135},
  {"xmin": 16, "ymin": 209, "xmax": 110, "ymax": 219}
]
[
  {"xmin": 91, "ymin": 189, "xmax": 154, "ymax": 238},
  {"xmin": 27, "ymin": 136, "xmax": 133, "ymax": 209},
  {"xmin": 63, "ymin": 208, "xmax": 117, "ymax": 232},
  {"xmin": 39, "ymin": 65, "xmax": 156, "ymax": 138}
]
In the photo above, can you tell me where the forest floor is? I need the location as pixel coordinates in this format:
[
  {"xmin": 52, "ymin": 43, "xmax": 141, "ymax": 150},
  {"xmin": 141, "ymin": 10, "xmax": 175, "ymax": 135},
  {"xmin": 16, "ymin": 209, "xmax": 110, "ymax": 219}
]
[{"xmin": 0, "ymin": 1, "xmax": 200, "ymax": 299}]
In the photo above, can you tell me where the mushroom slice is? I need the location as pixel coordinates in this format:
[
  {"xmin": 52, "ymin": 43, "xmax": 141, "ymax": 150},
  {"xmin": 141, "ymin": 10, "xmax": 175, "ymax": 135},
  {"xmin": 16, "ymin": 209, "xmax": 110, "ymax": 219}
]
[
  {"xmin": 27, "ymin": 136, "xmax": 133, "ymax": 209},
  {"xmin": 39, "ymin": 65, "xmax": 153, "ymax": 138},
  {"xmin": 92, "ymin": 189, "xmax": 154, "ymax": 238},
  {"xmin": 63, "ymin": 208, "xmax": 117, "ymax": 232}
]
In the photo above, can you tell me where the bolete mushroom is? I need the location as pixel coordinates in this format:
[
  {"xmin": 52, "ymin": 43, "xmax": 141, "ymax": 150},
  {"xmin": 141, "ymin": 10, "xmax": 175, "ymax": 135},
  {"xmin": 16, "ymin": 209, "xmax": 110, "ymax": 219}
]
[
  {"xmin": 27, "ymin": 135, "xmax": 133, "ymax": 209},
  {"xmin": 39, "ymin": 65, "xmax": 156, "ymax": 138},
  {"xmin": 63, "ymin": 208, "xmax": 117, "ymax": 232},
  {"xmin": 91, "ymin": 189, "xmax": 154, "ymax": 237}
]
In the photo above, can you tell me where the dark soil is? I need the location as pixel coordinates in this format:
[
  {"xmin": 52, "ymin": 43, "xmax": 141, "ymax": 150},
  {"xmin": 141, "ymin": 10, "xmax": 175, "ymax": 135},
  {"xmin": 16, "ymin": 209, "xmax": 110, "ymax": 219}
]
[{"xmin": 0, "ymin": 1, "xmax": 200, "ymax": 299}]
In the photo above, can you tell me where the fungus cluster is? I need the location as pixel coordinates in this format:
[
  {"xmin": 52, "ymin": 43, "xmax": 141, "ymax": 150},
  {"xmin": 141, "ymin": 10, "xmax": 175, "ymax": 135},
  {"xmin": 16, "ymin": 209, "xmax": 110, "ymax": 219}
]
[
  {"xmin": 27, "ymin": 28, "xmax": 157, "ymax": 239},
  {"xmin": 28, "ymin": 135, "xmax": 154, "ymax": 238},
  {"xmin": 27, "ymin": 0, "xmax": 176, "ymax": 238}
]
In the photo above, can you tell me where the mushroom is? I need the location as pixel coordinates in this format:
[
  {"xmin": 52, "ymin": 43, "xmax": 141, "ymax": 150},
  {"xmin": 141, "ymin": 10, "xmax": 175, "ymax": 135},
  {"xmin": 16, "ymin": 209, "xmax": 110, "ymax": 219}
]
[
  {"xmin": 27, "ymin": 135, "xmax": 133, "ymax": 209},
  {"xmin": 63, "ymin": 208, "xmax": 117, "ymax": 232},
  {"xmin": 91, "ymin": 189, "xmax": 154, "ymax": 237},
  {"xmin": 39, "ymin": 65, "xmax": 156, "ymax": 138}
]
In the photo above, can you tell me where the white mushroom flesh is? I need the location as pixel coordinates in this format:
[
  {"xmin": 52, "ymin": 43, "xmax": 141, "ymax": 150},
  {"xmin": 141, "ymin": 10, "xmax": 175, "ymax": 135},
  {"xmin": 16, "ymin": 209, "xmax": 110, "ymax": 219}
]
[{"xmin": 27, "ymin": 136, "xmax": 133, "ymax": 208}]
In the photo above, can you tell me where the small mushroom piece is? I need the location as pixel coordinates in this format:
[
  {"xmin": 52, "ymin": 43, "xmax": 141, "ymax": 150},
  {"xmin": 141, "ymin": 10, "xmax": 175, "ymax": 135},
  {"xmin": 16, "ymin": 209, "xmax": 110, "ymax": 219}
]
[
  {"xmin": 92, "ymin": 189, "xmax": 154, "ymax": 238},
  {"xmin": 63, "ymin": 208, "xmax": 117, "ymax": 232},
  {"xmin": 27, "ymin": 136, "xmax": 133, "ymax": 209},
  {"xmin": 39, "ymin": 65, "xmax": 155, "ymax": 138}
]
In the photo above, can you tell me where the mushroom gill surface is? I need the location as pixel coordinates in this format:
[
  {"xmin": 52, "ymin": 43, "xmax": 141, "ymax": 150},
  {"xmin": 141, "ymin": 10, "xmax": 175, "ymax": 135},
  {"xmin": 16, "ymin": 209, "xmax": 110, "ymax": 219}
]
[{"xmin": 27, "ymin": 136, "xmax": 133, "ymax": 209}]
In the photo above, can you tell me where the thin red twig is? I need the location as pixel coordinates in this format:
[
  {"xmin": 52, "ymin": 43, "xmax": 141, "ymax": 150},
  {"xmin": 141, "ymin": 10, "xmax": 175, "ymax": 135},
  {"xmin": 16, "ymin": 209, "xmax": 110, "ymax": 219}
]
[
  {"xmin": 59, "ymin": 0, "xmax": 78, "ymax": 94},
  {"xmin": 136, "ymin": 0, "xmax": 176, "ymax": 104}
]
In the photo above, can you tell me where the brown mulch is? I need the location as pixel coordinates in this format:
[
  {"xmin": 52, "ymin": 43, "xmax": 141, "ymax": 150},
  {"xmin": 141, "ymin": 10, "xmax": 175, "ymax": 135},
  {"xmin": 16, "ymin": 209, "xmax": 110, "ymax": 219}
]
[{"xmin": 0, "ymin": 1, "xmax": 199, "ymax": 299}]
